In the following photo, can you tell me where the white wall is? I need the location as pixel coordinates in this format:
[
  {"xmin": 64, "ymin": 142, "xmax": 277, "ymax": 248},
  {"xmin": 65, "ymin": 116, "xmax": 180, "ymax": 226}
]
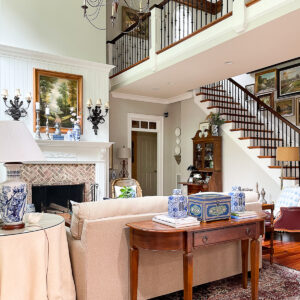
[
  {"xmin": 109, "ymin": 96, "xmax": 180, "ymax": 195},
  {"xmin": 0, "ymin": 0, "xmax": 106, "ymax": 63}
]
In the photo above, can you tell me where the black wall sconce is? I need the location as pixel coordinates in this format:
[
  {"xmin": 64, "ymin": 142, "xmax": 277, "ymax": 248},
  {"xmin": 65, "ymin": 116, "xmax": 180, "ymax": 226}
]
[
  {"xmin": 87, "ymin": 98, "xmax": 109, "ymax": 135},
  {"xmin": 1, "ymin": 89, "xmax": 32, "ymax": 121}
]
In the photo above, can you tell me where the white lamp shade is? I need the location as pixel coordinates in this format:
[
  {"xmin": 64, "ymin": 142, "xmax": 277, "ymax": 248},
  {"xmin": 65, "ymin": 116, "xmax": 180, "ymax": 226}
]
[
  {"xmin": 0, "ymin": 121, "xmax": 44, "ymax": 163},
  {"xmin": 117, "ymin": 146, "xmax": 131, "ymax": 159}
]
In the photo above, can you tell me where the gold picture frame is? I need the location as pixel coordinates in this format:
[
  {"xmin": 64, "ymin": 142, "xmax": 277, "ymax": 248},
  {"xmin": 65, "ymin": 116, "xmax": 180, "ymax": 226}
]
[
  {"xmin": 255, "ymin": 69, "xmax": 277, "ymax": 94},
  {"xmin": 33, "ymin": 69, "xmax": 83, "ymax": 133},
  {"xmin": 296, "ymin": 97, "xmax": 300, "ymax": 125},
  {"xmin": 275, "ymin": 97, "xmax": 294, "ymax": 117}
]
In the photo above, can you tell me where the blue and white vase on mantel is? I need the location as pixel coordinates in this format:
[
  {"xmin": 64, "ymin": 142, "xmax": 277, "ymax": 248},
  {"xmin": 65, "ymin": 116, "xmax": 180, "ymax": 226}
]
[
  {"xmin": 0, "ymin": 163, "xmax": 27, "ymax": 229},
  {"xmin": 168, "ymin": 189, "xmax": 188, "ymax": 219},
  {"xmin": 72, "ymin": 123, "xmax": 81, "ymax": 141}
]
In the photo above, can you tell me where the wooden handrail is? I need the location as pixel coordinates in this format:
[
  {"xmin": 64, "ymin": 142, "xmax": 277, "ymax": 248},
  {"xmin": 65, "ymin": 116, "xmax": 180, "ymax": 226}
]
[
  {"xmin": 228, "ymin": 78, "xmax": 300, "ymax": 134},
  {"xmin": 107, "ymin": 12, "xmax": 151, "ymax": 44}
]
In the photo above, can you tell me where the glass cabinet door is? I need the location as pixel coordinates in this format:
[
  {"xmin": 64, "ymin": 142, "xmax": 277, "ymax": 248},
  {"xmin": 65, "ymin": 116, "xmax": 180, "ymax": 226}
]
[
  {"xmin": 194, "ymin": 143, "xmax": 203, "ymax": 169},
  {"xmin": 204, "ymin": 143, "xmax": 214, "ymax": 169}
]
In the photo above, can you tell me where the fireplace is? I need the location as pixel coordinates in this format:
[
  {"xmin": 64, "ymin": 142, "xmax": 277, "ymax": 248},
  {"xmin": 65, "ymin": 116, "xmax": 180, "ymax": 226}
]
[{"xmin": 32, "ymin": 183, "xmax": 85, "ymax": 213}]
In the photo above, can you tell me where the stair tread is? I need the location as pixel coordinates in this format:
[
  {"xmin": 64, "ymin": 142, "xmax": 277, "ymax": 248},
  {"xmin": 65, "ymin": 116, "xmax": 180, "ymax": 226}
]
[
  {"xmin": 196, "ymin": 92, "xmax": 233, "ymax": 99},
  {"xmin": 239, "ymin": 137, "xmax": 283, "ymax": 141},
  {"xmin": 200, "ymin": 87, "xmax": 226, "ymax": 93},
  {"xmin": 221, "ymin": 113, "xmax": 256, "ymax": 118},
  {"xmin": 269, "ymin": 166, "xmax": 298, "ymax": 169},
  {"xmin": 231, "ymin": 128, "xmax": 273, "ymax": 133},
  {"xmin": 207, "ymin": 106, "xmax": 247, "ymax": 111},
  {"xmin": 200, "ymin": 99, "xmax": 241, "ymax": 105},
  {"xmin": 258, "ymin": 155, "xmax": 276, "ymax": 158},
  {"xmin": 231, "ymin": 121, "xmax": 264, "ymax": 125},
  {"xmin": 248, "ymin": 146, "xmax": 277, "ymax": 149},
  {"xmin": 280, "ymin": 177, "xmax": 299, "ymax": 180}
]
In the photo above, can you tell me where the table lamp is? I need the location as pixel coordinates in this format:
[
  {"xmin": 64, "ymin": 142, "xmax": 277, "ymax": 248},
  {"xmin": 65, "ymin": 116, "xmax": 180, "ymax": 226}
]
[
  {"xmin": 276, "ymin": 147, "xmax": 300, "ymax": 190},
  {"xmin": 0, "ymin": 121, "xmax": 44, "ymax": 230},
  {"xmin": 117, "ymin": 146, "xmax": 131, "ymax": 178}
]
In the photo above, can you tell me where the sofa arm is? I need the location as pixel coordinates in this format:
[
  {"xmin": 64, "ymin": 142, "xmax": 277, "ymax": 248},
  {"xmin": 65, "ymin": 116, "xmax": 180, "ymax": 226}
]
[{"xmin": 274, "ymin": 207, "xmax": 300, "ymax": 232}]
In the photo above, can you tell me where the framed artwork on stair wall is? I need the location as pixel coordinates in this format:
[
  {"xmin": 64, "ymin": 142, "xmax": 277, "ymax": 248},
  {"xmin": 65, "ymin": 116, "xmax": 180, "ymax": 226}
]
[
  {"xmin": 275, "ymin": 97, "xmax": 294, "ymax": 117},
  {"xmin": 296, "ymin": 97, "xmax": 300, "ymax": 125},
  {"xmin": 255, "ymin": 69, "xmax": 277, "ymax": 94},
  {"xmin": 257, "ymin": 92, "xmax": 274, "ymax": 111},
  {"xmin": 277, "ymin": 63, "xmax": 300, "ymax": 98}
]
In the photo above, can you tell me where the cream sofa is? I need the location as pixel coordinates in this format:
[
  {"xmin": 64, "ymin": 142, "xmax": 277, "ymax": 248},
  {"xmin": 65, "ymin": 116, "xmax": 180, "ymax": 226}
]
[{"xmin": 67, "ymin": 193, "xmax": 262, "ymax": 300}]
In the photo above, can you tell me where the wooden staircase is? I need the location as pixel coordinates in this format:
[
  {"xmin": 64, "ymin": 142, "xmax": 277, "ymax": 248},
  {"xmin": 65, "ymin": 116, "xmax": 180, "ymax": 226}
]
[{"xmin": 197, "ymin": 78, "xmax": 300, "ymax": 184}]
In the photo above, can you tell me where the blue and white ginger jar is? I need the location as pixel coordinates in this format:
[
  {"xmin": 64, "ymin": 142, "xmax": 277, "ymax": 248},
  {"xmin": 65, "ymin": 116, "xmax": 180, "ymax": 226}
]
[
  {"xmin": 72, "ymin": 123, "xmax": 81, "ymax": 141},
  {"xmin": 168, "ymin": 189, "xmax": 187, "ymax": 218},
  {"xmin": 229, "ymin": 186, "xmax": 245, "ymax": 212}
]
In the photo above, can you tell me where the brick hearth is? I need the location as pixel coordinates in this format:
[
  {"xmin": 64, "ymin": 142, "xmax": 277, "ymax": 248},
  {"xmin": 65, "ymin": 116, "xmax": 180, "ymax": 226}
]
[{"xmin": 21, "ymin": 164, "xmax": 95, "ymax": 203}]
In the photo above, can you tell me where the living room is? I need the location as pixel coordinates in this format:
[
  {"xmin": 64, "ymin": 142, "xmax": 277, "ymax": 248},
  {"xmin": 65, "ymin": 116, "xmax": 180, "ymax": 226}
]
[{"xmin": 0, "ymin": 0, "xmax": 300, "ymax": 300}]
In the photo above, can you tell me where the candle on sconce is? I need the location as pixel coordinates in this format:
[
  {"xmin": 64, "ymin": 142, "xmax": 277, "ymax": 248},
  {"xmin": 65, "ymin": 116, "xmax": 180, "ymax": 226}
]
[
  {"xmin": 96, "ymin": 98, "xmax": 102, "ymax": 106},
  {"xmin": 112, "ymin": 4, "xmax": 115, "ymax": 15},
  {"xmin": 25, "ymin": 92, "xmax": 32, "ymax": 101},
  {"xmin": 15, "ymin": 89, "xmax": 21, "ymax": 97},
  {"xmin": 45, "ymin": 105, "xmax": 50, "ymax": 116},
  {"xmin": 105, "ymin": 102, "xmax": 109, "ymax": 109},
  {"xmin": 87, "ymin": 98, "xmax": 93, "ymax": 107},
  {"xmin": 35, "ymin": 102, "xmax": 40, "ymax": 111},
  {"xmin": 1, "ymin": 89, "xmax": 8, "ymax": 97}
]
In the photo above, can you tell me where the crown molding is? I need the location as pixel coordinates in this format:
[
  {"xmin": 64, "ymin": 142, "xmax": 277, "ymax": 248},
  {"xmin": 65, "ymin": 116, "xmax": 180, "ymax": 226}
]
[
  {"xmin": 110, "ymin": 91, "xmax": 193, "ymax": 104},
  {"xmin": 0, "ymin": 44, "xmax": 115, "ymax": 73}
]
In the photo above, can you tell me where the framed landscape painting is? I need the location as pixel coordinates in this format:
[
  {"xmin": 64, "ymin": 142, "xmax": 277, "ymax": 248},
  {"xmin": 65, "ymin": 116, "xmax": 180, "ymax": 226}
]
[
  {"xmin": 297, "ymin": 97, "xmax": 300, "ymax": 125},
  {"xmin": 245, "ymin": 84, "xmax": 255, "ymax": 100},
  {"xmin": 33, "ymin": 69, "xmax": 83, "ymax": 133},
  {"xmin": 255, "ymin": 69, "xmax": 277, "ymax": 94},
  {"xmin": 257, "ymin": 92, "xmax": 274, "ymax": 111},
  {"xmin": 278, "ymin": 63, "xmax": 300, "ymax": 98},
  {"xmin": 275, "ymin": 98, "xmax": 294, "ymax": 117}
]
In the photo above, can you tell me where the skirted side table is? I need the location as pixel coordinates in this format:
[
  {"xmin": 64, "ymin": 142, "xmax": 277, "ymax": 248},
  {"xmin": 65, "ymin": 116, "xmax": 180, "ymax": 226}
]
[{"xmin": 0, "ymin": 213, "xmax": 76, "ymax": 300}]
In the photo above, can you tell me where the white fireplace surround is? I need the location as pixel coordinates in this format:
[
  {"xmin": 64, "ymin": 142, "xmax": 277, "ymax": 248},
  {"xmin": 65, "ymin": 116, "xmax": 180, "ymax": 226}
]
[{"xmin": 30, "ymin": 140, "xmax": 113, "ymax": 198}]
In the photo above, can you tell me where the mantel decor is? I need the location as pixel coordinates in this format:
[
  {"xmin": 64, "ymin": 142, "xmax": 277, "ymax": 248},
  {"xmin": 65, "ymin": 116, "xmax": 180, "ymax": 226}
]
[
  {"xmin": 33, "ymin": 68, "xmax": 83, "ymax": 134},
  {"xmin": 1, "ymin": 89, "xmax": 32, "ymax": 121}
]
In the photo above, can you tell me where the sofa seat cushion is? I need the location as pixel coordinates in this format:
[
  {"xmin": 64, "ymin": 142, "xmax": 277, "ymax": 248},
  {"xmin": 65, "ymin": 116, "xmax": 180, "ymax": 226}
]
[{"xmin": 70, "ymin": 196, "xmax": 168, "ymax": 239}]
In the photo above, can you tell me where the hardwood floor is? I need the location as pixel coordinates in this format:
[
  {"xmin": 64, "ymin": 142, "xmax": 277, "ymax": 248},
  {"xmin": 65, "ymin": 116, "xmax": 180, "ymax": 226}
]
[{"xmin": 262, "ymin": 232, "xmax": 300, "ymax": 271}]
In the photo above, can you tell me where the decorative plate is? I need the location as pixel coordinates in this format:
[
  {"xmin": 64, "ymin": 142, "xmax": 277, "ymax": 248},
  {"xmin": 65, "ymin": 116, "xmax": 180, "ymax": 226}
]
[
  {"xmin": 176, "ymin": 137, "xmax": 181, "ymax": 145},
  {"xmin": 174, "ymin": 145, "xmax": 181, "ymax": 155},
  {"xmin": 175, "ymin": 127, "xmax": 181, "ymax": 137}
]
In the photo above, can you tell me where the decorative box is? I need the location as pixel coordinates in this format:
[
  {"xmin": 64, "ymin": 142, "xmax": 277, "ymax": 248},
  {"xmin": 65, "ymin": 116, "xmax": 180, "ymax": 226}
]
[
  {"xmin": 228, "ymin": 186, "xmax": 245, "ymax": 212},
  {"xmin": 188, "ymin": 193, "xmax": 231, "ymax": 222}
]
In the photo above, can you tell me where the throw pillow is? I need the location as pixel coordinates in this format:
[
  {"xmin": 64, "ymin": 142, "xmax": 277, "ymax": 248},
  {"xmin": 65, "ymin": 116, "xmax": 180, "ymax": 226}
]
[
  {"xmin": 115, "ymin": 185, "xmax": 137, "ymax": 198},
  {"xmin": 274, "ymin": 186, "xmax": 300, "ymax": 217}
]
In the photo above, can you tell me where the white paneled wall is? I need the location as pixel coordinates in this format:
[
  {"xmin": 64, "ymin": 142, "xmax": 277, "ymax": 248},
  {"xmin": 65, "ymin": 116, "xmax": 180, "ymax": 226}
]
[{"xmin": 0, "ymin": 44, "xmax": 113, "ymax": 141}]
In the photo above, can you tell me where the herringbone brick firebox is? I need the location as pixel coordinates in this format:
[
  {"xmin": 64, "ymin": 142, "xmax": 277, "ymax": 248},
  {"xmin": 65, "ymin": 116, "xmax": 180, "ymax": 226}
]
[{"xmin": 21, "ymin": 164, "xmax": 95, "ymax": 203}]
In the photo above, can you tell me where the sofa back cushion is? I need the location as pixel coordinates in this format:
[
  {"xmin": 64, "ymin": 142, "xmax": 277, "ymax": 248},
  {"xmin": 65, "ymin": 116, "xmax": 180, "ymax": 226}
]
[
  {"xmin": 274, "ymin": 186, "xmax": 300, "ymax": 217},
  {"xmin": 70, "ymin": 196, "xmax": 168, "ymax": 239}
]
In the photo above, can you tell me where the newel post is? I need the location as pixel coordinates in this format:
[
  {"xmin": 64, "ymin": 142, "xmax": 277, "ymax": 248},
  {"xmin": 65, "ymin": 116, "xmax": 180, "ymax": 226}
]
[{"xmin": 232, "ymin": 0, "xmax": 247, "ymax": 33}]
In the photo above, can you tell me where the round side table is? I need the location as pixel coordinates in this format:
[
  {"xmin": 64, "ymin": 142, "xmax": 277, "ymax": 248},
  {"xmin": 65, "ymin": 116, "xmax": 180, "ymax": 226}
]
[{"xmin": 0, "ymin": 213, "xmax": 76, "ymax": 300}]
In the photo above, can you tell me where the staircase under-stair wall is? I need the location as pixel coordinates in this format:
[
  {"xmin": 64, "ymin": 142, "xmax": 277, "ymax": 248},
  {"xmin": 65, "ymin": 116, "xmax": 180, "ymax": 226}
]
[{"xmin": 194, "ymin": 78, "xmax": 300, "ymax": 193}]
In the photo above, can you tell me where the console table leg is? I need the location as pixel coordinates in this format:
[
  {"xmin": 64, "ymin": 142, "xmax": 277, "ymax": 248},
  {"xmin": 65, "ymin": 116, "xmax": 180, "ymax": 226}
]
[
  {"xmin": 241, "ymin": 239, "xmax": 249, "ymax": 289},
  {"xmin": 251, "ymin": 239, "xmax": 260, "ymax": 300},
  {"xmin": 183, "ymin": 252, "xmax": 193, "ymax": 300},
  {"xmin": 130, "ymin": 247, "xmax": 139, "ymax": 300}
]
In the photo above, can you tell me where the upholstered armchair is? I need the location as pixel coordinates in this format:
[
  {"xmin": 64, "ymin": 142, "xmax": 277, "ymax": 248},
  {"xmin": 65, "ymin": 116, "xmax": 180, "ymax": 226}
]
[
  {"xmin": 274, "ymin": 207, "xmax": 300, "ymax": 232},
  {"xmin": 111, "ymin": 178, "xmax": 143, "ymax": 198}
]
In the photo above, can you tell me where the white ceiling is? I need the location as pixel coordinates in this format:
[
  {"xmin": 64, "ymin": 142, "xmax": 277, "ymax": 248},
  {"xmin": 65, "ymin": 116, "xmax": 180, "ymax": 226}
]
[{"xmin": 114, "ymin": 8, "xmax": 300, "ymax": 99}]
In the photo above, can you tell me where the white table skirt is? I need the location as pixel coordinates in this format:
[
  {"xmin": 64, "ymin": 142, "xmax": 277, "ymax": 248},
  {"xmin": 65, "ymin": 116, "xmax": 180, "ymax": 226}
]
[{"xmin": 0, "ymin": 214, "xmax": 76, "ymax": 300}]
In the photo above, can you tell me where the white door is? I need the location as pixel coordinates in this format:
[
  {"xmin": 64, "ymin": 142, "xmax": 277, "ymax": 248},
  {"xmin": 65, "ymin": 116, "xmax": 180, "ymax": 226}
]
[{"xmin": 136, "ymin": 132, "xmax": 157, "ymax": 196}]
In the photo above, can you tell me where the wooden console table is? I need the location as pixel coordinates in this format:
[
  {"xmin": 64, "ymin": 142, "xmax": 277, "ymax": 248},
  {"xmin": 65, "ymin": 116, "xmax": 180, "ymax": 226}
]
[{"xmin": 127, "ymin": 217, "xmax": 264, "ymax": 300}]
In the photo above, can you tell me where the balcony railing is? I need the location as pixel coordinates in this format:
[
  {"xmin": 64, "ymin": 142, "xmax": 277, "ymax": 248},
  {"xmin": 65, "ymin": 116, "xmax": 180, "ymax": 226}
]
[{"xmin": 107, "ymin": 0, "xmax": 260, "ymax": 77}]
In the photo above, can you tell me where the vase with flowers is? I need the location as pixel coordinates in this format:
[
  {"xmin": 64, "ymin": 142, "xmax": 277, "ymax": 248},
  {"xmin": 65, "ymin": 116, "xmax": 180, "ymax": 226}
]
[{"xmin": 206, "ymin": 112, "xmax": 225, "ymax": 136}]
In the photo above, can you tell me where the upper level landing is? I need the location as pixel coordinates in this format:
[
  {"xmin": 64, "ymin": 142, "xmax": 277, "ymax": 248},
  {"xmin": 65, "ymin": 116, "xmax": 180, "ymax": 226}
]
[{"xmin": 108, "ymin": 0, "xmax": 300, "ymax": 100}]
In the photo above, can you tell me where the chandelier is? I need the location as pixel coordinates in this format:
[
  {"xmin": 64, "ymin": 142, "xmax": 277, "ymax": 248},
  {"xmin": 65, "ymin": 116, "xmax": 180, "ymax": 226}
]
[{"xmin": 81, "ymin": 0, "xmax": 150, "ymax": 30}]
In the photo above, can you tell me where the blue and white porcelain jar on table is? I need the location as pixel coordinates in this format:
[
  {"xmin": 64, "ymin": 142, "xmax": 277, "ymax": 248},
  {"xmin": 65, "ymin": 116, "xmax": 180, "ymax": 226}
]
[
  {"xmin": 168, "ymin": 189, "xmax": 188, "ymax": 218},
  {"xmin": 229, "ymin": 186, "xmax": 245, "ymax": 213}
]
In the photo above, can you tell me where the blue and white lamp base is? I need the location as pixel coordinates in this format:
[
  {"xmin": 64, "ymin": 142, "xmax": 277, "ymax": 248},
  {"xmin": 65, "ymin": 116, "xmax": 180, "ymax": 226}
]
[{"xmin": 0, "ymin": 163, "xmax": 27, "ymax": 230}]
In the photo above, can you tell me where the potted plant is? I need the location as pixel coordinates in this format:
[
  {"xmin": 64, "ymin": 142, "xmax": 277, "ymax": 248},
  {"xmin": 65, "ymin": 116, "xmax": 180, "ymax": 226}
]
[{"xmin": 206, "ymin": 112, "xmax": 225, "ymax": 136}]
